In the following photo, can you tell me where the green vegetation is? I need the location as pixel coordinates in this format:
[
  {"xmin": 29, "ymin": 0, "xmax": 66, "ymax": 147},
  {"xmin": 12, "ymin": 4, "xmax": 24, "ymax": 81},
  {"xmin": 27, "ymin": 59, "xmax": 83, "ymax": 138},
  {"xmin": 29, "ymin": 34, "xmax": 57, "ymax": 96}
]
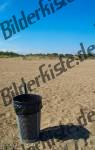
[
  {"xmin": 0, "ymin": 51, "xmax": 95, "ymax": 59},
  {"xmin": 0, "ymin": 51, "xmax": 22, "ymax": 58}
]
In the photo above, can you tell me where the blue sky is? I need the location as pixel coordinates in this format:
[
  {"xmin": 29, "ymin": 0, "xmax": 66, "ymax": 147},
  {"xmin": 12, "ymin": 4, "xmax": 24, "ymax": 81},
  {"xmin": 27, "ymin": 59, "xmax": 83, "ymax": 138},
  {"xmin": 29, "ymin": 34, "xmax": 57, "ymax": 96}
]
[{"xmin": 0, "ymin": 0, "xmax": 95, "ymax": 54}]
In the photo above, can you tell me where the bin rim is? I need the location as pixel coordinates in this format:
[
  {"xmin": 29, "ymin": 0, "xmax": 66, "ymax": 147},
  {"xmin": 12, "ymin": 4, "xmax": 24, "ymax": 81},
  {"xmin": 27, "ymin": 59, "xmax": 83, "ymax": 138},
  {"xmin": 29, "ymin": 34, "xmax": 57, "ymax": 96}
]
[{"xmin": 13, "ymin": 94, "xmax": 42, "ymax": 104}]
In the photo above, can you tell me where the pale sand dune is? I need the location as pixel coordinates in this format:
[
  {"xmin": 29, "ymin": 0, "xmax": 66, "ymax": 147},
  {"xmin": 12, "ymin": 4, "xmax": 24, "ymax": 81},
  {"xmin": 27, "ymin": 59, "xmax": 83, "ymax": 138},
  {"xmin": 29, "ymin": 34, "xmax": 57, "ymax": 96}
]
[{"xmin": 0, "ymin": 58, "xmax": 95, "ymax": 149}]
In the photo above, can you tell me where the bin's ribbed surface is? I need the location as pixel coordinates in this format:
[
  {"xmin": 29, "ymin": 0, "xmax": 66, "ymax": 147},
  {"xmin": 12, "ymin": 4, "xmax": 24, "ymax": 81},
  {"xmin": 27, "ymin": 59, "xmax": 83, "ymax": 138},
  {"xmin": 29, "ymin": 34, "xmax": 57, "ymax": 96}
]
[{"xmin": 17, "ymin": 112, "xmax": 41, "ymax": 143}]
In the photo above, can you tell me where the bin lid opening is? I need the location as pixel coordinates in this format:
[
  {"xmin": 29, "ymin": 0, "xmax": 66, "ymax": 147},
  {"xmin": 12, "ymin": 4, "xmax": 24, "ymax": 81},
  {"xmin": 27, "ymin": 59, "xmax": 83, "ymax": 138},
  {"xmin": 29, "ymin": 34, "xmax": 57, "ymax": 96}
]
[{"xmin": 13, "ymin": 94, "xmax": 42, "ymax": 104}]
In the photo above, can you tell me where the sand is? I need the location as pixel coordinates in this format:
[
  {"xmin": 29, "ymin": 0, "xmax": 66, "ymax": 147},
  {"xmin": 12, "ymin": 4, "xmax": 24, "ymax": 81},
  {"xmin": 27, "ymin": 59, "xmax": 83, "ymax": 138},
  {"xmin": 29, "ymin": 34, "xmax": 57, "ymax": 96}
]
[{"xmin": 0, "ymin": 57, "xmax": 95, "ymax": 150}]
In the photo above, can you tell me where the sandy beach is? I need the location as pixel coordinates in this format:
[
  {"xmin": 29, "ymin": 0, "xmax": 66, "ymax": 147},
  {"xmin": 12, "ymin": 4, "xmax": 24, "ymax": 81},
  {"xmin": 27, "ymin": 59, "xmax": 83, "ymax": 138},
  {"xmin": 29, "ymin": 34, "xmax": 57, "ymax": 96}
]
[{"xmin": 0, "ymin": 57, "xmax": 95, "ymax": 149}]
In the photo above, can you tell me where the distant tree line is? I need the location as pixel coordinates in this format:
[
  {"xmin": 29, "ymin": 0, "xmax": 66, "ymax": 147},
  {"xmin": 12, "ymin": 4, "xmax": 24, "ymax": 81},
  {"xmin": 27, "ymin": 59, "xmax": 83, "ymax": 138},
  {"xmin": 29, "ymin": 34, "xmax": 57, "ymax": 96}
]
[
  {"xmin": 0, "ymin": 51, "xmax": 95, "ymax": 58},
  {"xmin": 0, "ymin": 51, "xmax": 22, "ymax": 57}
]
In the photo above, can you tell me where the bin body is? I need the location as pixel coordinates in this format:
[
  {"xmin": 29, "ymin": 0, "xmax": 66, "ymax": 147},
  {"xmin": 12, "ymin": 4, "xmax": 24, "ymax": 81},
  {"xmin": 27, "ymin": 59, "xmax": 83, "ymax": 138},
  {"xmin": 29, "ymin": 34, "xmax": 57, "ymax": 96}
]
[{"xmin": 13, "ymin": 94, "xmax": 42, "ymax": 143}]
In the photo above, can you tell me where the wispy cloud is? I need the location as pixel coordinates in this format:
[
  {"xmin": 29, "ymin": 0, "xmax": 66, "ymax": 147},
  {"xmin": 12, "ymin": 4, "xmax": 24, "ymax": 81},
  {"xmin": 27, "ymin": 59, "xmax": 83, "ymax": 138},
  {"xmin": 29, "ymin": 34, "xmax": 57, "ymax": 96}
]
[
  {"xmin": 8, "ymin": 34, "xmax": 21, "ymax": 42},
  {"xmin": 0, "ymin": 2, "xmax": 8, "ymax": 11}
]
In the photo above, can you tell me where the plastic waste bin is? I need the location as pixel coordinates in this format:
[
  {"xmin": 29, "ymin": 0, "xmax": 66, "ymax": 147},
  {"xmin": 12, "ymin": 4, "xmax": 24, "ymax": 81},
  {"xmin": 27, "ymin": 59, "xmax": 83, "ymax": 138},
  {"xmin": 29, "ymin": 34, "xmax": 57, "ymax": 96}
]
[{"xmin": 13, "ymin": 94, "xmax": 42, "ymax": 143}]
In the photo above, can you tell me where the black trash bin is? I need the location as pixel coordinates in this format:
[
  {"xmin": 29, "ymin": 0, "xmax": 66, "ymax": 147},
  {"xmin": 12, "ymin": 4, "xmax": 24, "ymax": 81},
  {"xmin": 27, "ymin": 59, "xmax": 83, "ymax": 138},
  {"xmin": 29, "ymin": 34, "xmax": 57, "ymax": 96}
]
[{"xmin": 13, "ymin": 94, "xmax": 42, "ymax": 143}]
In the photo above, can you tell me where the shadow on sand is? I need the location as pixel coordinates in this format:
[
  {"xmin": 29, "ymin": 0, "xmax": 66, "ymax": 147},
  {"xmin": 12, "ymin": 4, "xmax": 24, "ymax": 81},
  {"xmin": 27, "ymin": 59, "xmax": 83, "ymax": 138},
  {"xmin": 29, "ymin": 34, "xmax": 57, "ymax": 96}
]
[
  {"xmin": 39, "ymin": 124, "xmax": 90, "ymax": 143},
  {"xmin": 21, "ymin": 124, "xmax": 90, "ymax": 150}
]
